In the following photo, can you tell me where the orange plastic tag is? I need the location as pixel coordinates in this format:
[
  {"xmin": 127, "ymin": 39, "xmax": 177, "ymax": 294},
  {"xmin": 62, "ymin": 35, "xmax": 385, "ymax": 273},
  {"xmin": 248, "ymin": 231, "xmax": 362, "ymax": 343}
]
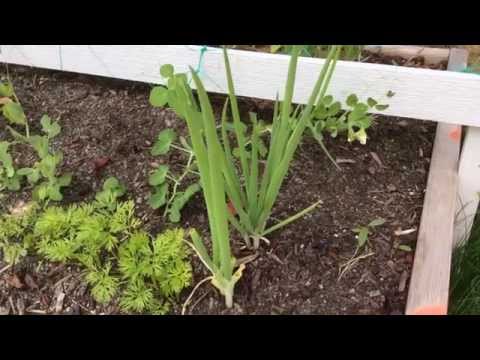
[
  {"xmin": 410, "ymin": 305, "xmax": 447, "ymax": 315},
  {"xmin": 448, "ymin": 126, "xmax": 462, "ymax": 142}
]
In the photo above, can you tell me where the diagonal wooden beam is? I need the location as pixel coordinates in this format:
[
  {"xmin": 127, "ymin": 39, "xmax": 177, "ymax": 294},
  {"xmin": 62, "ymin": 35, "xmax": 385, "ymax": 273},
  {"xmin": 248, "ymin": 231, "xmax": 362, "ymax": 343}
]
[{"xmin": 405, "ymin": 48, "xmax": 468, "ymax": 315}]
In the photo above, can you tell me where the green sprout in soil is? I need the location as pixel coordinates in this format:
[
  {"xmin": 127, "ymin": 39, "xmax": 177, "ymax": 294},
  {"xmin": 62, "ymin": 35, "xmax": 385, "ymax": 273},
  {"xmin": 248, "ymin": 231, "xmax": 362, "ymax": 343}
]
[
  {"xmin": 0, "ymin": 79, "xmax": 71, "ymax": 202},
  {"xmin": 353, "ymin": 217, "xmax": 386, "ymax": 249},
  {"xmin": 0, "ymin": 177, "xmax": 193, "ymax": 315},
  {"xmin": 338, "ymin": 217, "xmax": 386, "ymax": 281},
  {"xmin": 147, "ymin": 128, "xmax": 201, "ymax": 223}
]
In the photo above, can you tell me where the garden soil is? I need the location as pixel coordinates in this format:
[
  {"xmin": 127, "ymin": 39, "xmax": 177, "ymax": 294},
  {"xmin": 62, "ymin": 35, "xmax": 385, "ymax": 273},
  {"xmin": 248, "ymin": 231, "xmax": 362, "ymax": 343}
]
[{"xmin": 0, "ymin": 61, "xmax": 436, "ymax": 315}]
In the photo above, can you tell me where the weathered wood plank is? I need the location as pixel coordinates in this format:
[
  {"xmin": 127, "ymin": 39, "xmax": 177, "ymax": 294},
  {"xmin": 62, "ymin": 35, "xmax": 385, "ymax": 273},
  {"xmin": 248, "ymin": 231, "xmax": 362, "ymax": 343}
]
[
  {"xmin": 364, "ymin": 45, "xmax": 450, "ymax": 65},
  {"xmin": 405, "ymin": 49, "xmax": 467, "ymax": 315},
  {"xmin": 1, "ymin": 45, "xmax": 480, "ymax": 126}
]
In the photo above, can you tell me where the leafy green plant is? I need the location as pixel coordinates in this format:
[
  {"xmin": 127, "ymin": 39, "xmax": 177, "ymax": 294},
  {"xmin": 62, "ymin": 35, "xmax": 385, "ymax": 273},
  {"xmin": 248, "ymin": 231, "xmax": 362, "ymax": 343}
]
[
  {"xmin": 31, "ymin": 180, "xmax": 192, "ymax": 314},
  {"xmin": 0, "ymin": 79, "xmax": 30, "ymax": 136},
  {"xmin": 271, "ymin": 45, "xmax": 364, "ymax": 61},
  {"xmin": 353, "ymin": 217, "xmax": 386, "ymax": 249},
  {"xmin": 307, "ymin": 92, "xmax": 391, "ymax": 168},
  {"xmin": 0, "ymin": 80, "xmax": 29, "ymax": 192},
  {"xmin": 0, "ymin": 141, "xmax": 23, "ymax": 191},
  {"xmin": 95, "ymin": 176, "xmax": 127, "ymax": 211},
  {"xmin": 21, "ymin": 115, "xmax": 71, "ymax": 203},
  {"xmin": 0, "ymin": 202, "xmax": 39, "ymax": 266},
  {"xmin": 149, "ymin": 45, "xmax": 341, "ymax": 307},
  {"xmin": 147, "ymin": 129, "xmax": 201, "ymax": 223},
  {"xmin": 1, "ymin": 79, "xmax": 71, "ymax": 201}
]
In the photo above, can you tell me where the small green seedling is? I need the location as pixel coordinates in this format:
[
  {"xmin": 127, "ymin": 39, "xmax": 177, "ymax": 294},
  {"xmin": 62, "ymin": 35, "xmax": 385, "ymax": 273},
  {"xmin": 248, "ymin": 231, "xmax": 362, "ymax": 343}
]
[
  {"xmin": 0, "ymin": 141, "xmax": 23, "ymax": 191},
  {"xmin": 1, "ymin": 81, "xmax": 71, "ymax": 200},
  {"xmin": 23, "ymin": 115, "xmax": 71, "ymax": 203},
  {"xmin": 146, "ymin": 127, "xmax": 201, "ymax": 223},
  {"xmin": 353, "ymin": 217, "xmax": 386, "ymax": 249},
  {"xmin": 308, "ymin": 91, "xmax": 392, "ymax": 169},
  {"xmin": 0, "ymin": 202, "xmax": 39, "ymax": 267},
  {"xmin": 95, "ymin": 177, "xmax": 127, "ymax": 211},
  {"xmin": 395, "ymin": 244, "xmax": 412, "ymax": 252}
]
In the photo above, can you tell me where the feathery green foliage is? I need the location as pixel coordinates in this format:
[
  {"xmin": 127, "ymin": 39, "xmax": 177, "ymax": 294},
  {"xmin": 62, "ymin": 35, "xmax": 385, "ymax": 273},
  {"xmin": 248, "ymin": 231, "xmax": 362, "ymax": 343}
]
[
  {"xmin": 31, "ymin": 181, "xmax": 192, "ymax": 313},
  {"xmin": 0, "ymin": 202, "xmax": 39, "ymax": 266},
  {"xmin": 0, "ymin": 178, "xmax": 192, "ymax": 314}
]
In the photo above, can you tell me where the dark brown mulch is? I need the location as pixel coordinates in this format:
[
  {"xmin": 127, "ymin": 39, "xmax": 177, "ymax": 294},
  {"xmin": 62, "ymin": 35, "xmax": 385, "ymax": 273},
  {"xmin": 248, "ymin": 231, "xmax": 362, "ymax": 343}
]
[{"xmin": 0, "ymin": 63, "xmax": 435, "ymax": 315}]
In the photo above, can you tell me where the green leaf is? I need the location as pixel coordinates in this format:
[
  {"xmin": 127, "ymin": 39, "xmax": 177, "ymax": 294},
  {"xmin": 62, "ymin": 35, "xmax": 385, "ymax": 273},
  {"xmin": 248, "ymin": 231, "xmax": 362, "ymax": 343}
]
[
  {"xmin": 103, "ymin": 177, "xmax": 120, "ymax": 191},
  {"xmin": 40, "ymin": 115, "xmax": 61, "ymax": 139},
  {"xmin": 375, "ymin": 104, "xmax": 389, "ymax": 111},
  {"xmin": 270, "ymin": 45, "xmax": 283, "ymax": 53},
  {"xmin": 6, "ymin": 125, "xmax": 27, "ymax": 142},
  {"xmin": 0, "ymin": 81, "xmax": 14, "ymax": 97},
  {"xmin": 223, "ymin": 121, "xmax": 248, "ymax": 135},
  {"xmin": 160, "ymin": 64, "xmax": 174, "ymax": 78},
  {"xmin": 57, "ymin": 173, "xmax": 72, "ymax": 187},
  {"xmin": 17, "ymin": 168, "xmax": 33, "ymax": 176},
  {"xmin": 0, "ymin": 141, "xmax": 14, "ymax": 177},
  {"xmin": 18, "ymin": 168, "xmax": 40, "ymax": 184},
  {"xmin": 28, "ymin": 135, "xmax": 49, "ymax": 159},
  {"xmin": 148, "ymin": 165, "xmax": 169, "ymax": 186},
  {"xmin": 368, "ymin": 218, "xmax": 386, "ymax": 228},
  {"xmin": 102, "ymin": 177, "xmax": 126, "ymax": 197},
  {"xmin": 258, "ymin": 138, "xmax": 268, "ymax": 158},
  {"xmin": 5, "ymin": 175, "xmax": 21, "ymax": 191},
  {"xmin": 322, "ymin": 95, "xmax": 334, "ymax": 106},
  {"xmin": 168, "ymin": 183, "xmax": 201, "ymax": 223},
  {"xmin": 387, "ymin": 90, "xmax": 395, "ymax": 98},
  {"xmin": 27, "ymin": 169, "xmax": 41, "ymax": 185},
  {"xmin": 346, "ymin": 94, "xmax": 359, "ymax": 107},
  {"xmin": 151, "ymin": 129, "xmax": 176, "ymax": 156},
  {"xmin": 314, "ymin": 104, "xmax": 328, "ymax": 119},
  {"xmin": 33, "ymin": 183, "xmax": 48, "ymax": 201},
  {"xmin": 38, "ymin": 154, "xmax": 58, "ymax": 179},
  {"xmin": 148, "ymin": 183, "xmax": 169, "ymax": 210},
  {"xmin": 355, "ymin": 227, "xmax": 370, "ymax": 248},
  {"xmin": 149, "ymin": 86, "xmax": 169, "ymax": 108},
  {"xmin": 397, "ymin": 244, "xmax": 412, "ymax": 252},
  {"xmin": 47, "ymin": 184, "xmax": 63, "ymax": 201},
  {"xmin": 2, "ymin": 102, "xmax": 26, "ymax": 125},
  {"xmin": 367, "ymin": 97, "xmax": 378, "ymax": 108}
]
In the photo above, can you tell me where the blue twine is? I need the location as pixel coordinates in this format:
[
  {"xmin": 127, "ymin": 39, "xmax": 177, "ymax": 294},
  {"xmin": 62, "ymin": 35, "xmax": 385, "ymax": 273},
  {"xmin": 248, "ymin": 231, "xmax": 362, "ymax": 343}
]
[
  {"xmin": 195, "ymin": 46, "xmax": 208, "ymax": 76},
  {"xmin": 461, "ymin": 66, "xmax": 480, "ymax": 75},
  {"xmin": 189, "ymin": 46, "xmax": 208, "ymax": 84}
]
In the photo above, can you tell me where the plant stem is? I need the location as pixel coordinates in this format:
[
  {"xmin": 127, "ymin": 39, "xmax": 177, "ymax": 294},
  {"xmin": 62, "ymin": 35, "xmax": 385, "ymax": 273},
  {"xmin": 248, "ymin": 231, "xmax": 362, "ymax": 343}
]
[
  {"xmin": 262, "ymin": 200, "xmax": 322, "ymax": 237},
  {"xmin": 170, "ymin": 144, "xmax": 192, "ymax": 154},
  {"xmin": 163, "ymin": 151, "xmax": 195, "ymax": 217}
]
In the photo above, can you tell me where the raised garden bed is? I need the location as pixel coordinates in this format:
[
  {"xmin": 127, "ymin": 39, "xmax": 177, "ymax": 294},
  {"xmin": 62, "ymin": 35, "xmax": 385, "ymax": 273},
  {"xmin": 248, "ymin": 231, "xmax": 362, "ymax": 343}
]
[{"xmin": 0, "ymin": 45, "xmax": 478, "ymax": 315}]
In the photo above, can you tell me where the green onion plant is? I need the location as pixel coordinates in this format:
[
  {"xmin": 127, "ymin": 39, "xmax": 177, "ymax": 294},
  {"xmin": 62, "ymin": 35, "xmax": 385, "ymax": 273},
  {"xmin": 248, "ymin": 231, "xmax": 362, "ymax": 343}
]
[{"xmin": 150, "ymin": 45, "xmax": 342, "ymax": 307}]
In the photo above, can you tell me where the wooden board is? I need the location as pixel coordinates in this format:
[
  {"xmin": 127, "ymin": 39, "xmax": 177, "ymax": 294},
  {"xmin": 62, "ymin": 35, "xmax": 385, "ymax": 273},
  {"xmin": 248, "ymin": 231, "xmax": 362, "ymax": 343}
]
[
  {"xmin": 364, "ymin": 45, "xmax": 450, "ymax": 65},
  {"xmin": 405, "ymin": 49, "xmax": 467, "ymax": 315},
  {"xmin": 1, "ymin": 45, "xmax": 480, "ymax": 126}
]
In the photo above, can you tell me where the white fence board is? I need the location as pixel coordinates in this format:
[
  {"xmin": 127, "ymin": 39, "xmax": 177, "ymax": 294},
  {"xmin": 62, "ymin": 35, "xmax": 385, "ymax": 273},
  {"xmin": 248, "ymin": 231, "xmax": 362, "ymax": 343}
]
[{"xmin": 1, "ymin": 45, "xmax": 480, "ymax": 126}]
